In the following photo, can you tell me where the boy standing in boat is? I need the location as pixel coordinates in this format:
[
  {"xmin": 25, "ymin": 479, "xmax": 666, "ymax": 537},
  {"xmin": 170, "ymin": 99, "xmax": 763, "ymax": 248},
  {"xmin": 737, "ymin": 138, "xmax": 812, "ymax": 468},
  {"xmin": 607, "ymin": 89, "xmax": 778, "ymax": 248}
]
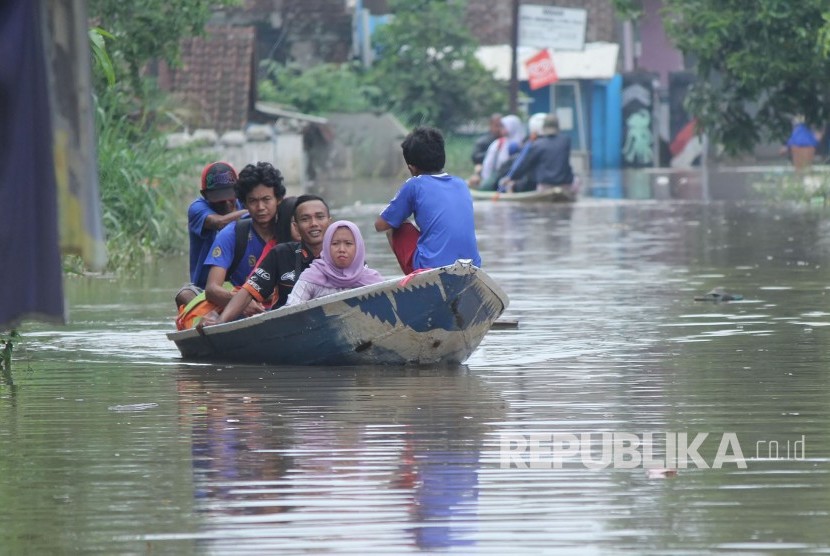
[
  {"xmin": 201, "ymin": 161, "xmax": 285, "ymax": 313},
  {"xmin": 375, "ymin": 126, "xmax": 481, "ymax": 273},
  {"xmin": 202, "ymin": 195, "xmax": 332, "ymax": 325}
]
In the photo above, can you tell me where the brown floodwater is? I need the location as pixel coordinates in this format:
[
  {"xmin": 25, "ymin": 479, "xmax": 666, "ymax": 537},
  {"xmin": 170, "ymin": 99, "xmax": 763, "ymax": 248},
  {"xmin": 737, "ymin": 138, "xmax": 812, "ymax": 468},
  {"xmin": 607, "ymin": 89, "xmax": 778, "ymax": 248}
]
[{"xmin": 2, "ymin": 176, "xmax": 830, "ymax": 554}]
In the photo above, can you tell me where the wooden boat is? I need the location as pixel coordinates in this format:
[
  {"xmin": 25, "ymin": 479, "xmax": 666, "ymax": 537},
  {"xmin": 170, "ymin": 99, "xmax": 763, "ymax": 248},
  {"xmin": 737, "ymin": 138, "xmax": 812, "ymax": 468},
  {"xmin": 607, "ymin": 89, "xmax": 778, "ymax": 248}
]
[
  {"xmin": 167, "ymin": 260, "xmax": 509, "ymax": 366},
  {"xmin": 469, "ymin": 184, "xmax": 576, "ymax": 202}
]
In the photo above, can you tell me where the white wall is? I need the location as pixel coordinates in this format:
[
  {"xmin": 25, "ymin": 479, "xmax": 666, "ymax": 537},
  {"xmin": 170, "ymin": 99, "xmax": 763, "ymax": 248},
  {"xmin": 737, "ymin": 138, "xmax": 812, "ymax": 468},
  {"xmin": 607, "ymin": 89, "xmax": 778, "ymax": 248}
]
[{"xmin": 201, "ymin": 133, "xmax": 307, "ymax": 188}]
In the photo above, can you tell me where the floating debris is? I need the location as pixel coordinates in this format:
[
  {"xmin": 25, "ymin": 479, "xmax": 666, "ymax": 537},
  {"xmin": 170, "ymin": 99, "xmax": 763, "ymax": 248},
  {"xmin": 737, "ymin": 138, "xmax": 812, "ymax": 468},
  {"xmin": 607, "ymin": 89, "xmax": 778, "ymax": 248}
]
[
  {"xmin": 492, "ymin": 317, "xmax": 519, "ymax": 329},
  {"xmin": 694, "ymin": 287, "xmax": 743, "ymax": 302},
  {"xmin": 646, "ymin": 468, "xmax": 678, "ymax": 479},
  {"xmin": 107, "ymin": 403, "xmax": 159, "ymax": 412}
]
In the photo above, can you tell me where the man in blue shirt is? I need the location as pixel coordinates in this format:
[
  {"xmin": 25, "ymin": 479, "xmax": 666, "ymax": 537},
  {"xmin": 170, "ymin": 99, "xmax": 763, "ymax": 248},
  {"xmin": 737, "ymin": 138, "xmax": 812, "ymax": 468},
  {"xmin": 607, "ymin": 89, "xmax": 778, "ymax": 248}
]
[
  {"xmin": 188, "ymin": 162, "xmax": 247, "ymax": 288},
  {"xmin": 175, "ymin": 162, "xmax": 247, "ymax": 309},
  {"xmin": 375, "ymin": 127, "xmax": 481, "ymax": 274},
  {"xmin": 785, "ymin": 117, "xmax": 821, "ymax": 171},
  {"xmin": 200, "ymin": 195, "xmax": 333, "ymax": 327},
  {"xmin": 201, "ymin": 162, "xmax": 285, "ymax": 315}
]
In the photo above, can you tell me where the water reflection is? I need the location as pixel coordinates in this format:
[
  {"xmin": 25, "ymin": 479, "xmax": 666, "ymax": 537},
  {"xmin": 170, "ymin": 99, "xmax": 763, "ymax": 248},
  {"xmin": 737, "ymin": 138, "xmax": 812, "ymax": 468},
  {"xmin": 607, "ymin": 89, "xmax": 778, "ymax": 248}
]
[
  {"xmin": 175, "ymin": 365, "xmax": 505, "ymax": 552},
  {"xmin": 586, "ymin": 168, "xmax": 769, "ymax": 202},
  {"xmin": 588, "ymin": 169, "xmax": 705, "ymax": 200}
]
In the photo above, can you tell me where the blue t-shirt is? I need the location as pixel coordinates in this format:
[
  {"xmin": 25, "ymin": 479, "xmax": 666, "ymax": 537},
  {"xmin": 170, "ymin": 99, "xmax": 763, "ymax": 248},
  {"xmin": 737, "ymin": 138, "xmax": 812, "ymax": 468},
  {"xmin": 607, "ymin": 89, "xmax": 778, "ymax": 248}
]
[
  {"xmin": 187, "ymin": 198, "xmax": 243, "ymax": 288},
  {"xmin": 787, "ymin": 124, "xmax": 819, "ymax": 148},
  {"xmin": 380, "ymin": 173, "xmax": 482, "ymax": 268},
  {"xmin": 202, "ymin": 220, "xmax": 267, "ymax": 287}
]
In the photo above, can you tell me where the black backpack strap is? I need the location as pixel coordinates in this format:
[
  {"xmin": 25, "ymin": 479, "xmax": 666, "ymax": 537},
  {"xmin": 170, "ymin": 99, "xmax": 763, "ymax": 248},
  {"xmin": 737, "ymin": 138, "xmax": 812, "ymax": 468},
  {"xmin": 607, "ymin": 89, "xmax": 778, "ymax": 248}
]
[
  {"xmin": 294, "ymin": 244, "xmax": 305, "ymax": 282},
  {"xmin": 227, "ymin": 218, "xmax": 252, "ymax": 279}
]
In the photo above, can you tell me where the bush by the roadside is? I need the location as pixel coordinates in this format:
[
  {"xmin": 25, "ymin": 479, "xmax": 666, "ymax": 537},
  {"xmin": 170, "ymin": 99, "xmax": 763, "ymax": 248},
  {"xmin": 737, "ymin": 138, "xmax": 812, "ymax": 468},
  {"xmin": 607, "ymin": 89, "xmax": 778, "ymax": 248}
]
[
  {"xmin": 443, "ymin": 133, "xmax": 476, "ymax": 179},
  {"xmin": 95, "ymin": 88, "xmax": 199, "ymax": 271},
  {"xmin": 753, "ymin": 170, "xmax": 830, "ymax": 206}
]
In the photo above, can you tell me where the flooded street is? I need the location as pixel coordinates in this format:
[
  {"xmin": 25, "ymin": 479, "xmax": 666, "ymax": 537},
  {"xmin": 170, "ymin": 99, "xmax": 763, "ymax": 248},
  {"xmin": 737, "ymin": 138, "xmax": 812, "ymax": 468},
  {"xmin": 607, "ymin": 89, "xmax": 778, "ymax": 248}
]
[{"xmin": 2, "ymin": 182, "xmax": 830, "ymax": 553}]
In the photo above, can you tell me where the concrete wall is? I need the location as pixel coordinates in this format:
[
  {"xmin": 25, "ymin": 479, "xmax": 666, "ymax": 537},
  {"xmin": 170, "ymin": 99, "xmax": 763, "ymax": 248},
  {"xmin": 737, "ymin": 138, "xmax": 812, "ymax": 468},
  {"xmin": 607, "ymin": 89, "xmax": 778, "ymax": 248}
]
[
  {"xmin": 180, "ymin": 111, "xmax": 410, "ymax": 192},
  {"xmin": 637, "ymin": 0, "xmax": 684, "ymax": 88},
  {"xmin": 318, "ymin": 112, "xmax": 410, "ymax": 180},
  {"xmin": 198, "ymin": 133, "xmax": 307, "ymax": 189}
]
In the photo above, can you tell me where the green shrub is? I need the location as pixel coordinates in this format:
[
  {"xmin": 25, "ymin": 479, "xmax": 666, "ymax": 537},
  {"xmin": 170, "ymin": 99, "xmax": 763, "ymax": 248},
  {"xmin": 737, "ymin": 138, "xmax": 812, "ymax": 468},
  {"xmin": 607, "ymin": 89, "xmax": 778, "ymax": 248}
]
[
  {"xmin": 94, "ymin": 87, "xmax": 199, "ymax": 270},
  {"xmin": 258, "ymin": 60, "xmax": 379, "ymax": 115},
  {"xmin": 753, "ymin": 170, "xmax": 830, "ymax": 206},
  {"xmin": 443, "ymin": 133, "xmax": 476, "ymax": 178},
  {"xmin": 367, "ymin": 0, "xmax": 506, "ymax": 129}
]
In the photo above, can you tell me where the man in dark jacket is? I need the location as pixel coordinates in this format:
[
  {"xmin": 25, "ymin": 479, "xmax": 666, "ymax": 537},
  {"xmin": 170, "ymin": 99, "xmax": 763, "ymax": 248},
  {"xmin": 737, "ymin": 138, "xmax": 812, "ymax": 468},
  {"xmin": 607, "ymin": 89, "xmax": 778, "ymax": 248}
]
[{"xmin": 507, "ymin": 114, "xmax": 573, "ymax": 192}]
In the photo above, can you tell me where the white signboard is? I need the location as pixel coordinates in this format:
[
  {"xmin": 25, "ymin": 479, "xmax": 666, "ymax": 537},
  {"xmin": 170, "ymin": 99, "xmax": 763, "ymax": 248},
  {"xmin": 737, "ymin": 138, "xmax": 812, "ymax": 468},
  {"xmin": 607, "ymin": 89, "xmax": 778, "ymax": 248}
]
[{"xmin": 519, "ymin": 4, "xmax": 587, "ymax": 51}]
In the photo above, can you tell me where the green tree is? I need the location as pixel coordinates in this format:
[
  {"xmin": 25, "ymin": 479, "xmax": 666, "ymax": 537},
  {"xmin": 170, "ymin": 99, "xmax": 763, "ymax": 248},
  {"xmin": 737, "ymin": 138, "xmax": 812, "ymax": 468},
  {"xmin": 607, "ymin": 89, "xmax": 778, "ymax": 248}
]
[
  {"xmin": 368, "ymin": 0, "xmax": 505, "ymax": 129},
  {"xmin": 84, "ymin": 2, "xmax": 238, "ymax": 270},
  {"xmin": 613, "ymin": 0, "xmax": 830, "ymax": 154},
  {"xmin": 87, "ymin": 0, "xmax": 238, "ymax": 94},
  {"xmin": 258, "ymin": 61, "xmax": 379, "ymax": 114}
]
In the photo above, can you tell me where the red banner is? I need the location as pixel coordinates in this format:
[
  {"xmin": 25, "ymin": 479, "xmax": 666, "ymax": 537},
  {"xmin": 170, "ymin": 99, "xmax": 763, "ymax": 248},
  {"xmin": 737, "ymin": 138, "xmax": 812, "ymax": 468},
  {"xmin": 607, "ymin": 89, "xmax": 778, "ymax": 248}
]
[{"xmin": 525, "ymin": 49, "xmax": 558, "ymax": 90}]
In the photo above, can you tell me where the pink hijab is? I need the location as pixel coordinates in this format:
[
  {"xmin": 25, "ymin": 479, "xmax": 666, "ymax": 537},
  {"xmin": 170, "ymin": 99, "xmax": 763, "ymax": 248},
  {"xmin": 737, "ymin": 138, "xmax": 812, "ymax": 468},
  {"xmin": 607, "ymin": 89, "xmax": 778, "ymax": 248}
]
[{"xmin": 300, "ymin": 220, "xmax": 384, "ymax": 288}]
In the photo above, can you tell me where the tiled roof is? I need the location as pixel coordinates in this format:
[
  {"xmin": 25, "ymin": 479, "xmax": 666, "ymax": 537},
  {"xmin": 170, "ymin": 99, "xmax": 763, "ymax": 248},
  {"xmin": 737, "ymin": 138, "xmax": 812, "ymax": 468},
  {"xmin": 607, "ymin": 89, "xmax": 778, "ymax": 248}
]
[{"xmin": 167, "ymin": 26, "xmax": 255, "ymax": 132}]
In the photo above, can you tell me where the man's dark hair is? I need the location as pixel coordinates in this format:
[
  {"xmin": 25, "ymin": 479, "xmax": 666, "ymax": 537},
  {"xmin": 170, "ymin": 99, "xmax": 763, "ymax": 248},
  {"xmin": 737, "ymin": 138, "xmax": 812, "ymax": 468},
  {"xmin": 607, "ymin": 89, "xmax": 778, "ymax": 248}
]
[
  {"xmin": 236, "ymin": 161, "xmax": 286, "ymax": 201},
  {"xmin": 292, "ymin": 194, "xmax": 330, "ymax": 221},
  {"xmin": 401, "ymin": 126, "xmax": 445, "ymax": 173}
]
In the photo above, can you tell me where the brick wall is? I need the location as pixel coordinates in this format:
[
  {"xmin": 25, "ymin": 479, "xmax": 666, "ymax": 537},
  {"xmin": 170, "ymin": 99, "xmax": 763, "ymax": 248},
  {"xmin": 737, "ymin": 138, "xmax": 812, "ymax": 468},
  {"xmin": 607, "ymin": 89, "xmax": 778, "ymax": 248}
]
[{"xmin": 166, "ymin": 26, "xmax": 256, "ymax": 132}]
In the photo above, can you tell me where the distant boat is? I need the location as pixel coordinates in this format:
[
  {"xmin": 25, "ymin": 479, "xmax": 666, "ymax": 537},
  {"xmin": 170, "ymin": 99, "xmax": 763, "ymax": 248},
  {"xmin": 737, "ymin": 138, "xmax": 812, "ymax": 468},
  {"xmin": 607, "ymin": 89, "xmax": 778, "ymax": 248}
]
[
  {"xmin": 167, "ymin": 260, "xmax": 509, "ymax": 366},
  {"xmin": 469, "ymin": 185, "xmax": 576, "ymax": 202}
]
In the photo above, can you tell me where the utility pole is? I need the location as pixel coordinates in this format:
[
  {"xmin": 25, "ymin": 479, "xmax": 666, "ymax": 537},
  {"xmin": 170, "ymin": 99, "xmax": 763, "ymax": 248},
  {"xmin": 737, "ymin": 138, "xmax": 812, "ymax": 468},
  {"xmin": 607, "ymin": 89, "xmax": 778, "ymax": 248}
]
[{"xmin": 509, "ymin": 0, "xmax": 519, "ymax": 113}]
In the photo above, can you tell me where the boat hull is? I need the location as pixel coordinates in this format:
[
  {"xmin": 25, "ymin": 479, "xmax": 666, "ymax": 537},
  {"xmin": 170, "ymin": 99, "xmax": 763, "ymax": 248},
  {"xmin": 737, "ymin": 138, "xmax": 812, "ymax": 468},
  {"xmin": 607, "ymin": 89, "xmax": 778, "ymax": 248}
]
[
  {"xmin": 167, "ymin": 261, "xmax": 509, "ymax": 366},
  {"xmin": 469, "ymin": 185, "xmax": 576, "ymax": 202}
]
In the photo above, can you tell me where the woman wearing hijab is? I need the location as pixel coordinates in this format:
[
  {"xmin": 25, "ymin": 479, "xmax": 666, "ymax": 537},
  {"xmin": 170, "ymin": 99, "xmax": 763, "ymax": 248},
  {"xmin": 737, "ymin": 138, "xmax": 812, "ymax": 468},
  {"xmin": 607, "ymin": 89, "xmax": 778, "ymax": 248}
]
[
  {"xmin": 479, "ymin": 114, "xmax": 527, "ymax": 182},
  {"xmin": 286, "ymin": 220, "xmax": 384, "ymax": 306}
]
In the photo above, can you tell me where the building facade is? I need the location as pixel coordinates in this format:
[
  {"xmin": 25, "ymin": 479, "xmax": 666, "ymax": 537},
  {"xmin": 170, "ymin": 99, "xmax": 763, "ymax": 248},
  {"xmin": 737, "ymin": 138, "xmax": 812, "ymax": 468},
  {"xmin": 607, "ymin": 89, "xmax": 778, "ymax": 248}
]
[{"xmin": 159, "ymin": 1, "xmax": 699, "ymax": 173}]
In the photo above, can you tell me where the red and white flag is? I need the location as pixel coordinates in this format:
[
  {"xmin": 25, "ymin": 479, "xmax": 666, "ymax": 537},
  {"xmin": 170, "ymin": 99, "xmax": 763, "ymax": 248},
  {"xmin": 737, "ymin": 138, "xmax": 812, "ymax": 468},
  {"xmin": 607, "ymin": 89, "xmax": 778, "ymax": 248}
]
[{"xmin": 525, "ymin": 49, "xmax": 558, "ymax": 90}]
